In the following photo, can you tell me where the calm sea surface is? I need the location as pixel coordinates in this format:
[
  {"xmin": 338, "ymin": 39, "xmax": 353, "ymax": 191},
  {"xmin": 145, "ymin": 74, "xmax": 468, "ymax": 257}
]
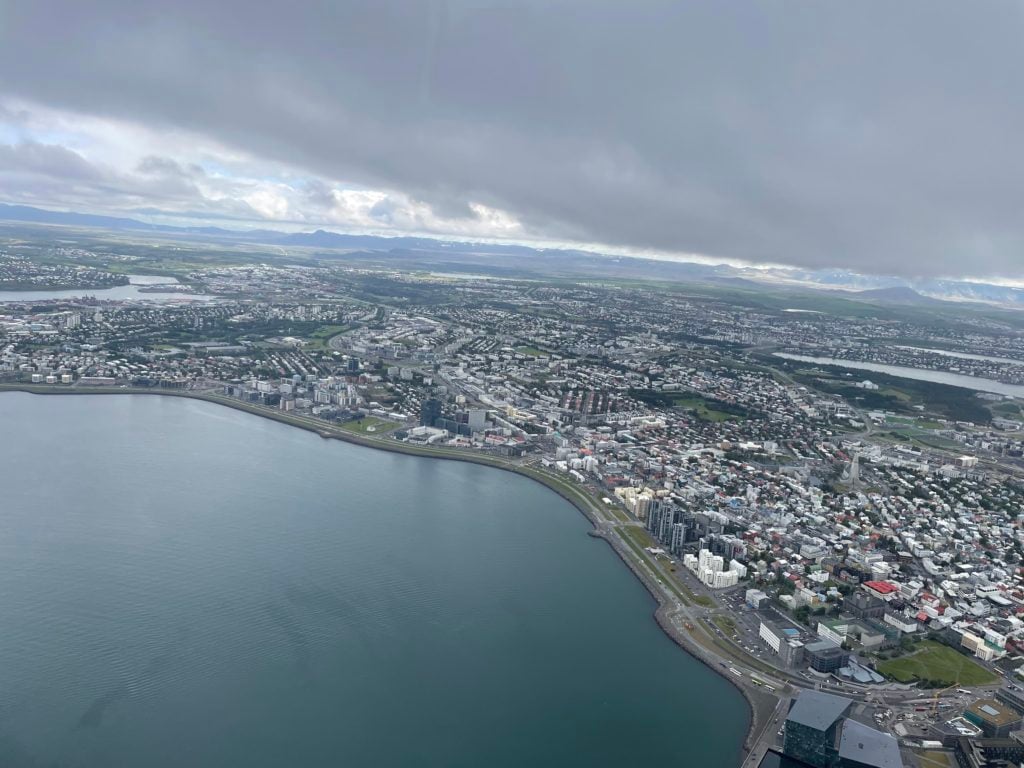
[{"xmin": 0, "ymin": 394, "xmax": 748, "ymax": 767}]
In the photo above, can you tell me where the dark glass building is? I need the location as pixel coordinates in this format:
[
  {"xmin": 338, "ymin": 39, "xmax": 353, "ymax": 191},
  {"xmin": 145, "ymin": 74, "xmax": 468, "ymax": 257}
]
[
  {"xmin": 783, "ymin": 690, "xmax": 851, "ymax": 768},
  {"xmin": 783, "ymin": 691, "xmax": 903, "ymax": 768},
  {"xmin": 804, "ymin": 640, "xmax": 849, "ymax": 674},
  {"xmin": 420, "ymin": 397, "xmax": 443, "ymax": 427}
]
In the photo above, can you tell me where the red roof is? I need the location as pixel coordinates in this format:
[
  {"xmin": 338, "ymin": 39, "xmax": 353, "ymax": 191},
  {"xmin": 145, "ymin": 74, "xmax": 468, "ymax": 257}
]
[{"xmin": 864, "ymin": 580, "xmax": 898, "ymax": 594}]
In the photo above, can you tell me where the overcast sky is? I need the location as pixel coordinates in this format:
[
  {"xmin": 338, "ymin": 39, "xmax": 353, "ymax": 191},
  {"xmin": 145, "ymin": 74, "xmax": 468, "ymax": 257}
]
[{"xmin": 1, "ymin": 1, "xmax": 1022, "ymax": 278}]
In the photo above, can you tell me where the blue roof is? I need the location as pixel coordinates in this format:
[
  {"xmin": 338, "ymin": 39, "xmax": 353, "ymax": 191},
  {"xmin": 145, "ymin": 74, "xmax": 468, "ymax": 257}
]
[{"xmin": 787, "ymin": 690, "xmax": 852, "ymax": 732}]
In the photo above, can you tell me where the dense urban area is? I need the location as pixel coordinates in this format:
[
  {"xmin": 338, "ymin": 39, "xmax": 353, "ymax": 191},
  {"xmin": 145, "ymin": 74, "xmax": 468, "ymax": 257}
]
[{"xmin": 8, "ymin": 225, "xmax": 1024, "ymax": 768}]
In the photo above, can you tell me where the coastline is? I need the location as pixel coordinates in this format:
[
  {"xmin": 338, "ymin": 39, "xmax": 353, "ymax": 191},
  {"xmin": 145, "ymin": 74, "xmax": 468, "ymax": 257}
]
[{"xmin": 0, "ymin": 383, "xmax": 762, "ymax": 761}]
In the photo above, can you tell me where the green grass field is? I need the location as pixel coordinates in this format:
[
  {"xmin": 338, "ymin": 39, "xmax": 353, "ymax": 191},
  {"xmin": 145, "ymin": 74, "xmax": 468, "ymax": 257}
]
[
  {"xmin": 619, "ymin": 524, "xmax": 656, "ymax": 550},
  {"xmin": 515, "ymin": 345, "xmax": 547, "ymax": 356},
  {"xmin": 877, "ymin": 641, "xmax": 998, "ymax": 687},
  {"xmin": 304, "ymin": 324, "xmax": 351, "ymax": 350},
  {"xmin": 673, "ymin": 396, "xmax": 740, "ymax": 422},
  {"xmin": 338, "ymin": 416, "xmax": 395, "ymax": 434}
]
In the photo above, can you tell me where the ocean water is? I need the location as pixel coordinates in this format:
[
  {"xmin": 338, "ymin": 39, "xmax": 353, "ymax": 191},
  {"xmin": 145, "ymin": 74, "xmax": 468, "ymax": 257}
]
[{"xmin": 0, "ymin": 393, "xmax": 748, "ymax": 767}]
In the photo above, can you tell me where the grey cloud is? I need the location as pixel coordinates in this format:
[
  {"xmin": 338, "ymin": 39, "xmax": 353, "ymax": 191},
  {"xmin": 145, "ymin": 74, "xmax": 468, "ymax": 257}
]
[
  {"xmin": 0, "ymin": 141, "xmax": 103, "ymax": 182},
  {"xmin": 136, "ymin": 156, "xmax": 205, "ymax": 179},
  {"xmin": 0, "ymin": 141, "xmax": 260, "ymax": 219},
  {"xmin": 302, "ymin": 179, "xmax": 336, "ymax": 211},
  {"xmin": 1, "ymin": 2, "xmax": 1023, "ymax": 277},
  {"xmin": 368, "ymin": 197, "xmax": 399, "ymax": 226}
]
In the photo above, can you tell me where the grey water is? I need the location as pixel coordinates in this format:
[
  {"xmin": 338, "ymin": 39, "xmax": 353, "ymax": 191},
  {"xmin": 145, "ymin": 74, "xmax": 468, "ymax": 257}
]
[
  {"xmin": 0, "ymin": 276, "xmax": 213, "ymax": 303},
  {"xmin": 775, "ymin": 352, "xmax": 1024, "ymax": 398},
  {"xmin": 0, "ymin": 393, "xmax": 748, "ymax": 768}
]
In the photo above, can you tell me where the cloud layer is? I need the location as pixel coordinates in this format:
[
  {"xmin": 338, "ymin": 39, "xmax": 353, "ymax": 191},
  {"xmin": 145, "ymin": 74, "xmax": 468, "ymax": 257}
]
[{"xmin": 1, "ymin": 1, "xmax": 1023, "ymax": 277}]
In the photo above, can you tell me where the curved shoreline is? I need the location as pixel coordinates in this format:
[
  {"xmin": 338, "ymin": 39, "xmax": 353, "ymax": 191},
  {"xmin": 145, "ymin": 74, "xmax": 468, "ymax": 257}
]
[{"xmin": 0, "ymin": 383, "xmax": 760, "ymax": 762}]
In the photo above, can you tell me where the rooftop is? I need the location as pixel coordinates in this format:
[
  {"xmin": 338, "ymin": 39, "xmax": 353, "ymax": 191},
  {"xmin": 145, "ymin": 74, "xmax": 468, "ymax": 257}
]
[
  {"xmin": 804, "ymin": 639, "xmax": 845, "ymax": 655},
  {"xmin": 786, "ymin": 690, "xmax": 851, "ymax": 732},
  {"xmin": 837, "ymin": 719, "xmax": 903, "ymax": 768},
  {"xmin": 863, "ymin": 581, "xmax": 898, "ymax": 595},
  {"xmin": 967, "ymin": 699, "xmax": 1022, "ymax": 727}
]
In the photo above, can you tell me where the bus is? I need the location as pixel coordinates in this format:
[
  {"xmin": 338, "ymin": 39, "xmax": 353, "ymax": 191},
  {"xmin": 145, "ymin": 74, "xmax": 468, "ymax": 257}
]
[{"xmin": 751, "ymin": 677, "xmax": 777, "ymax": 692}]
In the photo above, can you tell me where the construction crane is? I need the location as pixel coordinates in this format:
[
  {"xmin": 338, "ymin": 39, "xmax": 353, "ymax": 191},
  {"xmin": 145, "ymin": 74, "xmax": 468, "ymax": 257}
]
[{"xmin": 931, "ymin": 683, "xmax": 959, "ymax": 717}]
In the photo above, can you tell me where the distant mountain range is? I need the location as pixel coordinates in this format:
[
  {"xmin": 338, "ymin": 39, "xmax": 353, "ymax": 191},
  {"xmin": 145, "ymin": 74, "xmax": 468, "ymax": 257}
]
[{"xmin": 1, "ymin": 202, "xmax": 1022, "ymax": 308}]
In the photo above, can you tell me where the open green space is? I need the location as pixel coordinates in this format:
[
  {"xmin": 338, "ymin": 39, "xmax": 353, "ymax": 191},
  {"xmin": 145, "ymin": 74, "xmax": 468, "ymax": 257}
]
[
  {"xmin": 877, "ymin": 640, "xmax": 998, "ymax": 687},
  {"xmin": 712, "ymin": 615, "xmax": 736, "ymax": 635},
  {"xmin": 601, "ymin": 502, "xmax": 632, "ymax": 524},
  {"xmin": 515, "ymin": 345, "xmax": 547, "ymax": 357},
  {"xmin": 304, "ymin": 324, "xmax": 351, "ymax": 350},
  {"xmin": 628, "ymin": 388, "xmax": 752, "ymax": 421},
  {"xmin": 614, "ymin": 526, "xmax": 690, "ymax": 605},
  {"xmin": 612, "ymin": 525, "xmax": 715, "ymax": 607},
  {"xmin": 619, "ymin": 524, "xmax": 656, "ymax": 550},
  {"xmin": 338, "ymin": 416, "xmax": 395, "ymax": 434},
  {"xmin": 673, "ymin": 396, "xmax": 742, "ymax": 422}
]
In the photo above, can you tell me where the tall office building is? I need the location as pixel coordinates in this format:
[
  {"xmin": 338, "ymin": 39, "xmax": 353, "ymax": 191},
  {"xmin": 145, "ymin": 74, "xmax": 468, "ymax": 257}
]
[
  {"xmin": 467, "ymin": 409, "xmax": 488, "ymax": 432},
  {"xmin": 420, "ymin": 398, "xmax": 443, "ymax": 427}
]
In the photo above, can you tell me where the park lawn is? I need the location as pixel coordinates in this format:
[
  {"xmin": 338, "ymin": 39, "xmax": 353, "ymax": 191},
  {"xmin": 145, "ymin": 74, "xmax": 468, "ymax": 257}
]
[
  {"xmin": 620, "ymin": 525, "xmax": 656, "ymax": 550},
  {"xmin": 515, "ymin": 345, "xmax": 547, "ymax": 356},
  {"xmin": 878, "ymin": 386, "xmax": 914, "ymax": 403},
  {"xmin": 304, "ymin": 324, "xmax": 351, "ymax": 350},
  {"xmin": 673, "ymin": 396, "xmax": 740, "ymax": 422},
  {"xmin": 338, "ymin": 417, "xmax": 395, "ymax": 434},
  {"xmin": 877, "ymin": 641, "xmax": 998, "ymax": 687}
]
